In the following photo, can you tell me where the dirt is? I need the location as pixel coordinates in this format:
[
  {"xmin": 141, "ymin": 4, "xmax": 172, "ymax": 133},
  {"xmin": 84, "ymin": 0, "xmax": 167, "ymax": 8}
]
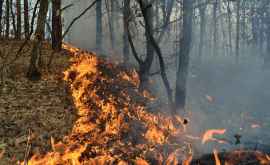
[{"xmin": 0, "ymin": 40, "xmax": 77, "ymax": 164}]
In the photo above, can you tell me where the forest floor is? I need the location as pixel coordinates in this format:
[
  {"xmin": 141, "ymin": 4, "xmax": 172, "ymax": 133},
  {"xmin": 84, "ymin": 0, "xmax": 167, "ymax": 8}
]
[{"xmin": 0, "ymin": 41, "xmax": 269, "ymax": 165}]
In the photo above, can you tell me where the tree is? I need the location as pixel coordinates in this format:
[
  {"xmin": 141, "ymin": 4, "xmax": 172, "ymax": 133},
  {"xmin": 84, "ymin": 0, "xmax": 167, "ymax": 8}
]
[
  {"xmin": 96, "ymin": 0, "xmax": 102, "ymax": 53},
  {"xmin": 212, "ymin": 0, "xmax": 218, "ymax": 56},
  {"xmin": 23, "ymin": 0, "xmax": 29, "ymax": 38},
  {"xmin": 198, "ymin": 2, "xmax": 207, "ymax": 63},
  {"xmin": 175, "ymin": 0, "xmax": 193, "ymax": 110},
  {"xmin": 27, "ymin": 0, "xmax": 48, "ymax": 80},
  {"xmin": 0, "ymin": 0, "xmax": 4, "ymax": 36},
  {"xmin": 52, "ymin": 0, "xmax": 62, "ymax": 51},
  {"xmin": 235, "ymin": 0, "xmax": 240, "ymax": 63},
  {"xmin": 16, "ymin": 0, "xmax": 21, "ymax": 39},
  {"xmin": 123, "ymin": 0, "xmax": 130, "ymax": 63},
  {"xmin": 227, "ymin": 0, "xmax": 233, "ymax": 56},
  {"xmin": 5, "ymin": 0, "xmax": 10, "ymax": 38}
]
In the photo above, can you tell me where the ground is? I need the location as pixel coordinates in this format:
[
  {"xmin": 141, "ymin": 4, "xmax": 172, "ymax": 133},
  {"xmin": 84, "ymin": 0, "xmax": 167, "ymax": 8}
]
[{"xmin": 0, "ymin": 41, "xmax": 269, "ymax": 165}]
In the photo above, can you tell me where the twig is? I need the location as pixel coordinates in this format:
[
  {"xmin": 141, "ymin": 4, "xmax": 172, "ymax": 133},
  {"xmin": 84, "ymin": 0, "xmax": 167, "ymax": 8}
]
[
  {"xmin": 23, "ymin": 129, "xmax": 32, "ymax": 165},
  {"xmin": 62, "ymin": 0, "xmax": 99, "ymax": 39}
]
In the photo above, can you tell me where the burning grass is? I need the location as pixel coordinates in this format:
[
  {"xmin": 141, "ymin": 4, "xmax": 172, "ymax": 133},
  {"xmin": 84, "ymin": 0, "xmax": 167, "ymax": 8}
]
[
  {"xmin": 0, "ymin": 41, "xmax": 270, "ymax": 164},
  {"xmin": 24, "ymin": 44, "xmax": 189, "ymax": 164}
]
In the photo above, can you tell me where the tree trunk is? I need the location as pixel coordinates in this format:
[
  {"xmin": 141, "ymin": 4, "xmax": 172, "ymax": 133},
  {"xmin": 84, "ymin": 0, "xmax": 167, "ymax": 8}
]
[
  {"xmin": 11, "ymin": 0, "xmax": 17, "ymax": 38},
  {"xmin": 235, "ymin": 0, "xmax": 240, "ymax": 63},
  {"xmin": 26, "ymin": 0, "xmax": 48, "ymax": 80},
  {"xmin": 198, "ymin": 5, "xmax": 206, "ymax": 63},
  {"xmin": 123, "ymin": 0, "xmax": 130, "ymax": 63},
  {"xmin": 212, "ymin": 0, "xmax": 218, "ymax": 56},
  {"xmin": 0, "ymin": 0, "xmax": 4, "ymax": 37},
  {"xmin": 227, "ymin": 1, "xmax": 232, "ymax": 55},
  {"xmin": 139, "ymin": 0, "xmax": 154, "ymax": 91},
  {"xmin": 109, "ymin": 0, "xmax": 116, "ymax": 49},
  {"xmin": 96, "ymin": 0, "xmax": 102, "ymax": 53},
  {"xmin": 16, "ymin": 0, "xmax": 21, "ymax": 39},
  {"xmin": 23, "ymin": 0, "xmax": 29, "ymax": 38},
  {"xmin": 52, "ymin": 0, "xmax": 62, "ymax": 51},
  {"xmin": 5, "ymin": 0, "xmax": 10, "ymax": 38},
  {"xmin": 175, "ymin": 0, "xmax": 193, "ymax": 110}
]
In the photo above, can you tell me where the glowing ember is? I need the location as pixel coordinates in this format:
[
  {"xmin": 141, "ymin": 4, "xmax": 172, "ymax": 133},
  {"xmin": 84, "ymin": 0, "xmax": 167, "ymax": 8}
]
[{"xmin": 202, "ymin": 129, "xmax": 226, "ymax": 144}]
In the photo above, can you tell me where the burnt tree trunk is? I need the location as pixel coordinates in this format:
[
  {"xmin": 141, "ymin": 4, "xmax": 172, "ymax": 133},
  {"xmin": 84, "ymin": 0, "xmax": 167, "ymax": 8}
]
[
  {"xmin": 175, "ymin": 0, "xmax": 193, "ymax": 110},
  {"xmin": 235, "ymin": 0, "xmax": 240, "ymax": 63},
  {"xmin": 52, "ymin": 0, "xmax": 62, "ymax": 51},
  {"xmin": 0, "ymin": 0, "xmax": 4, "ymax": 36},
  {"xmin": 5, "ymin": 0, "xmax": 10, "ymax": 38},
  {"xmin": 16, "ymin": 0, "xmax": 21, "ymax": 39},
  {"xmin": 123, "ymin": 0, "xmax": 130, "ymax": 63},
  {"xmin": 137, "ymin": 0, "xmax": 173, "ymax": 108},
  {"xmin": 212, "ymin": 0, "xmax": 218, "ymax": 56},
  {"xmin": 26, "ymin": 0, "xmax": 48, "ymax": 80},
  {"xmin": 227, "ymin": 0, "xmax": 232, "ymax": 55},
  {"xmin": 198, "ymin": 4, "xmax": 206, "ymax": 63},
  {"xmin": 96, "ymin": 0, "xmax": 102, "ymax": 53},
  {"xmin": 138, "ymin": 0, "xmax": 154, "ymax": 91},
  {"xmin": 23, "ymin": 0, "xmax": 29, "ymax": 38}
]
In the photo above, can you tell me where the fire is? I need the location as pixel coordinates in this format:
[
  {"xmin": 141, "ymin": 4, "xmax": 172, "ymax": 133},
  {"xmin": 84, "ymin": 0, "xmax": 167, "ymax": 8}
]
[
  {"xmin": 23, "ymin": 44, "xmax": 188, "ymax": 164},
  {"xmin": 202, "ymin": 129, "xmax": 226, "ymax": 144},
  {"xmin": 213, "ymin": 149, "xmax": 221, "ymax": 165}
]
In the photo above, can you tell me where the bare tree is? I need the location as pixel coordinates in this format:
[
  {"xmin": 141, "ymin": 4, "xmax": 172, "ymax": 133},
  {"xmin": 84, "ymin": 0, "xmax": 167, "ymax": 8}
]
[
  {"xmin": 52, "ymin": 0, "xmax": 62, "ymax": 51},
  {"xmin": 0, "ymin": 0, "xmax": 4, "ymax": 36},
  {"xmin": 23, "ymin": 0, "xmax": 29, "ymax": 38},
  {"xmin": 16, "ymin": 0, "xmax": 21, "ymax": 39},
  {"xmin": 26, "ymin": 0, "xmax": 48, "ymax": 80},
  {"xmin": 175, "ymin": 0, "xmax": 193, "ymax": 110},
  {"xmin": 235, "ymin": 0, "xmax": 240, "ymax": 63},
  {"xmin": 96, "ymin": 0, "xmax": 102, "ymax": 53},
  {"xmin": 5, "ymin": 0, "xmax": 10, "ymax": 38},
  {"xmin": 123, "ymin": 0, "xmax": 130, "ymax": 63},
  {"xmin": 198, "ymin": 2, "xmax": 207, "ymax": 63}
]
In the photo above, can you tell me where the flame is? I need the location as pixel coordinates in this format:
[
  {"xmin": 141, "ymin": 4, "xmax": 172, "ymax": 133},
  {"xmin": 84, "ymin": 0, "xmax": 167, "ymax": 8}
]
[
  {"xmin": 23, "ymin": 44, "xmax": 187, "ymax": 164},
  {"xmin": 202, "ymin": 129, "xmax": 226, "ymax": 144},
  {"xmin": 213, "ymin": 149, "xmax": 221, "ymax": 165},
  {"xmin": 182, "ymin": 154, "xmax": 193, "ymax": 165}
]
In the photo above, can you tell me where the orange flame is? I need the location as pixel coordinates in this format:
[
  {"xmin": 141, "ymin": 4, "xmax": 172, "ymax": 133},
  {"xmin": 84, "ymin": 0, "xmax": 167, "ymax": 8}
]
[
  {"xmin": 213, "ymin": 149, "xmax": 221, "ymax": 165},
  {"xmin": 202, "ymin": 129, "xmax": 226, "ymax": 144}
]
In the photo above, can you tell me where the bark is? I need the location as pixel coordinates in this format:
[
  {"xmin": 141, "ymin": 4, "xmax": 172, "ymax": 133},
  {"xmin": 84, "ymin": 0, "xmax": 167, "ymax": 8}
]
[
  {"xmin": 11, "ymin": 0, "xmax": 17, "ymax": 38},
  {"xmin": 138, "ymin": 0, "xmax": 154, "ymax": 91},
  {"xmin": 227, "ymin": 0, "xmax": 232, "ymax": 55},
  {"xmin": 198, "ymin": 4, "xmax": 206, "ymax": 63},
  {"xmin": 123, "ymin": 0, "xmax": 130, "ymax": 63},
  {"xmin": 212, "ymin": 0, "xmax": 218, "ymax": 56},
  {"xmin": 96, "ymin": 0, "xmax": 102, "ymax": 53},
  {"xmin": 16, "ymin": 0, "xmax": 21, "ymax": 39},
  {"xmin": 23, "ymin": 0, "xmax": 29, "ymax": 38},
  {"xmin": 0, "ymin": 0, "xmax": 4, "ymax": 36},
  {"xmin": 52, "ymin": 0, "xmax": 62, "ymax": 51},
  {"xmin": 175, "ymin": 0, "xmax": 193, "ymax": 110},
  {"xmin": 5, "ymin": 0, "xmax": 10, "ymax": 38},
  {"xmin": 235, "ymin": 0, "xmax": 240, "ymax": 63},
  {"xmin": 108, "ymin": 0, "xmax": 116, "ymax": 49},
  {"xmin": 26, "ymin": 0, "xmax": 48, "ymax": 80}
]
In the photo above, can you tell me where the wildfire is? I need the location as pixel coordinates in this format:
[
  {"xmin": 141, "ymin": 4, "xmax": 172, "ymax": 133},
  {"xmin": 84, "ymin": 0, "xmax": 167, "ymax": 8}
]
[
  {"xmin": 20, "ymin": 44, "xmax": 270, "ymax": 165},
  {"xmin": 22, "ymin": 44, "xmax": 189, "ymax": 164}
]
